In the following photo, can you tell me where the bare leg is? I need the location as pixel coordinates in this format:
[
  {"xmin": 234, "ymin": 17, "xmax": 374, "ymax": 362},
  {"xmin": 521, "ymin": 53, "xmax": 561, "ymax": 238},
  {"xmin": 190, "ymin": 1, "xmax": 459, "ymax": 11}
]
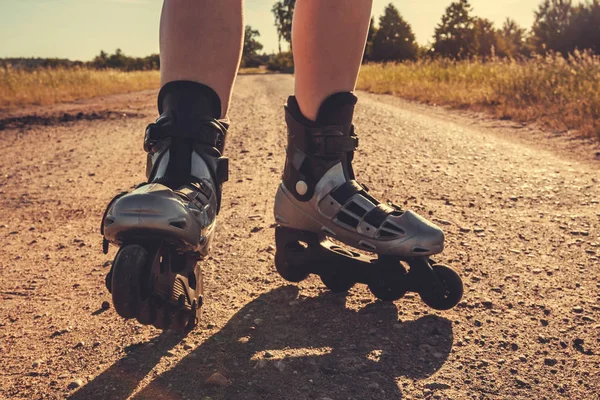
[
  {"xmin": 292, "ymin": 0, "xmax": 373, "ymax": 120},
  {"xmin": 160, "ymin": 0, "xmax": 244, "ymax": 118}
]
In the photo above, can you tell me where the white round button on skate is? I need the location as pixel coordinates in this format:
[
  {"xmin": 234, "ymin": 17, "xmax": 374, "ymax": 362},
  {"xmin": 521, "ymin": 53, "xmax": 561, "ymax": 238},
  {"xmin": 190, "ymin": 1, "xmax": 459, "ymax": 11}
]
[{"xmin": 296, "ymin": 180, "xmax": 308, "ymax": 195}]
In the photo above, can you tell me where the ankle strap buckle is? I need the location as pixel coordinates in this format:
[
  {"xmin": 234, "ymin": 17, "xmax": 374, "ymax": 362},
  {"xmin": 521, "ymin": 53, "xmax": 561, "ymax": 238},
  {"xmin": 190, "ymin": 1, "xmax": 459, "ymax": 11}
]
[
  {"xmin": 309, "ymin": 131, "xmax": 359, "ymax": 155},
  {"xmin": 292, "ymin": 127, "xmax": 359, "ymax": 156},
  {"xmin": 144, "ymin": 117, "xmax": 227, "ymax": 154}
]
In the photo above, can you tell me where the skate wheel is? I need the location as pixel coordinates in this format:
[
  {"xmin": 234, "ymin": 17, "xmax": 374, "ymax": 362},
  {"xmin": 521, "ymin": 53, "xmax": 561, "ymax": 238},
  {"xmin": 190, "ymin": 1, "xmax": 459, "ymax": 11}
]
[
  {"xmin": 368, "ymin": 265, "xmax": 407, "ymax": 302},
  {"xmin": 111, "ymin": 244, "xmax": 149, "ymax": 319},
  {"xmin": 419, "ymin": 264, "xmax": 463, "ymax": 310},
  {"xmin": 169, "ymin": 310, "xmax": 189, "ymax": 332},
  {"xmin": 152, "ymin": 303, "xmax": 173, "ymax": 330},
  {"xmin": 320, "ymin": 270, "xmax": 355, "ymax": 293},
  {"xmin": 136, "ymin": 297, "xmax": 156, "ymax": 326},
  {"xmin": 274, "ymin": 244, "xmax": 309, "ymax": 283},
  {"xmin": 105, "ymin": 268, "xmax": 113, "ymax": 293}
]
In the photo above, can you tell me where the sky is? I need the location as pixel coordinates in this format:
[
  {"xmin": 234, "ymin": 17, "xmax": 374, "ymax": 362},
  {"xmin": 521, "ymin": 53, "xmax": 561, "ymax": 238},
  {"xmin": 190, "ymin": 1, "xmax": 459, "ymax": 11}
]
[{"xmin": 0, "ymin": 0, "xmax": 547, "ymax": 61}]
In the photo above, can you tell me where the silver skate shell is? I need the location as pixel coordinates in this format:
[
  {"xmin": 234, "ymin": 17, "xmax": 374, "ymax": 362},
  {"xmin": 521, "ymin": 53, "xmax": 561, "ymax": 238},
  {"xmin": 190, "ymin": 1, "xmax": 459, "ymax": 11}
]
[
  {"xmin": 103, "ymin": 183, "xmax": 215, "ymax": 255},
  {"xmin": 274, "ymin": 164, "xmax": 444, "ymax": 257}
]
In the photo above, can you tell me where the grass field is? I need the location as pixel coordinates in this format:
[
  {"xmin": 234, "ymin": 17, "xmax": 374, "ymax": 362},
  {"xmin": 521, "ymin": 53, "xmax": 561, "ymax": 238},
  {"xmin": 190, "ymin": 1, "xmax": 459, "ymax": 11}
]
[
  {"xmin": 0, "ymin": 67, "xmax": 159, "ymax": 110},
  {"xmin": 357, "ymin": 52, "xmax": 600, "ymax": 139},
  {"xmin": 2, "ymin": 55, "xmax": 599, "ymax": 140},
  {"xmin": 0, "ymin": 67, "xmax": 270, "ymax": 111}
]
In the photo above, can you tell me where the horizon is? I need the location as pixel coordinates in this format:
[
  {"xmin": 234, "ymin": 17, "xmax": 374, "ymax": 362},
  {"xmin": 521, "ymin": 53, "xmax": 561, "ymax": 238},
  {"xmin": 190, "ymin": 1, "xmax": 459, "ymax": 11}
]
[{"xmin": 1, "ymin": 0, "xmax": 558, "ymax": 61}]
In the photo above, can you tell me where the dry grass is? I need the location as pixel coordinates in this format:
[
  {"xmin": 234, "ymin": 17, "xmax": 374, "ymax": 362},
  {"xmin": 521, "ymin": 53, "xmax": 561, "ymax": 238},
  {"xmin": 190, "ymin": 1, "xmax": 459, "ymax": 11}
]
[
  {"xmin": 357, "ymin": 52, "xmax": 600, "ymax": 139},
  {"xmin": 238, "ymin": 67, "xmax": 271, "ymax": 75},
  {"xmin": 0, "ymin": 66, "xmax": 276, "ymax": 110},
  {"xmin": 0, "ymin": 67, "xmax": 159, "ymax": 110}
]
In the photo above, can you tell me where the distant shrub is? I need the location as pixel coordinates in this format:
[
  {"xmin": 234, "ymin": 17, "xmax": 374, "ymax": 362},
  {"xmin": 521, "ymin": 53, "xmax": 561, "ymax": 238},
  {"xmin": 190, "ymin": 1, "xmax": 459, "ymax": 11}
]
[{"xmin": 267, "ymin": 52, "xmax": 294, "ymax": 73}]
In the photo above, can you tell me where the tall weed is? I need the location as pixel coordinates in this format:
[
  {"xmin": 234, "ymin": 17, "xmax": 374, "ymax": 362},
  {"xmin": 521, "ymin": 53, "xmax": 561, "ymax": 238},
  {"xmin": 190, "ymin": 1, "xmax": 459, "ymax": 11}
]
[{"xmin": 358, "ymin": 52, "xmax": 600, "ymax": 139}]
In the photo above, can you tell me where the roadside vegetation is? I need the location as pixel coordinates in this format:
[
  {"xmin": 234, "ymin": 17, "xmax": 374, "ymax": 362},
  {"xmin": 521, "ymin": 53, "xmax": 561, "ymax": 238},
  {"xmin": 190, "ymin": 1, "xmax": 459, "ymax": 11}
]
[
  {"xmin": 358, "ymin": 53, "xmax": 600, "ymax": 139},
  {"xmin": 0, "ymin": 67, "xmax": 159, "ymax": 110},
  {"xmin": 2, "ymin": 0, "xmax": 599, "ymax": 139}
]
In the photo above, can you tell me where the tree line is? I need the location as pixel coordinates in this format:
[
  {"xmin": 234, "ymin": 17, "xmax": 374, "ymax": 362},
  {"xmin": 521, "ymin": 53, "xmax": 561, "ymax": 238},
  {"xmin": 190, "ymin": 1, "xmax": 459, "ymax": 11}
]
[
  {"xmin": 3, "ymin": 0, "xmax": 598, "ymax": 71},
  {"xmin": 1, "ymin": 49, "xmax": 160, "ymax": 71},
  {"xmin": 269, "ymin": 0, "xmax": 600, "ymax": 64}
]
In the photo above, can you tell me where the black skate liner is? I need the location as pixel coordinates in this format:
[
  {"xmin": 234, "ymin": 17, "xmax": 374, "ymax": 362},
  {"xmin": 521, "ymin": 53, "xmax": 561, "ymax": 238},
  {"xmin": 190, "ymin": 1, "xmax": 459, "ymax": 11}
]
[{"xmin": 274, "ymin": 226, "xmax": 463, "ymax": 310}]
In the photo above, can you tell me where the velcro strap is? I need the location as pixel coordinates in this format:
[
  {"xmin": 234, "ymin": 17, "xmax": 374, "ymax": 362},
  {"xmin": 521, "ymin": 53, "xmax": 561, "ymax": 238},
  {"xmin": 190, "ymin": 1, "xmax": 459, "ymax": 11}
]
[
  {"xmin": 286, "ymin": 114, "xmax": 358, "ymax": 156},
  {"xmin": 145, "ymin": 119, "xmax": 226, "ymax": 150},
  {"xmin": 330, "ymin": 180, "xmax": 363, "ymax": 204},
  {"xmin": 362, "ymin": 203, "xmax": 394, "ymax": 228},
  {"xmin": 306, "ymin": 134, "xmax": 359, "ymax": 155}
]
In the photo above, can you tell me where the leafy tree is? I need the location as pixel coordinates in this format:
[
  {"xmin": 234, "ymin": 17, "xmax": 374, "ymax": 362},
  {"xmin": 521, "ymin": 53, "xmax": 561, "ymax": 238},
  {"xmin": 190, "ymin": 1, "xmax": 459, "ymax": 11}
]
[
  {"xmin": 363, "ymin": 17, "xmax": 377, "ymax": 62},
  {"xmin": 432, "ymin": 0, "xmax": 477, "ymax": 59},
  {"xmin": 89, "ymin": 49, "xmax": 159, "ymax": 71},
  {"xmin": 243, "ymin": 26, "xmax": 263, "ymax": 57},
  {"xmin": 571, "ymin": 0, "xmax": 600, "ymax": 54},
  {"xmin": 501, "ymin": 18, "xmax": 529, "ymax": 57},
  {"xmin": 106, "ymin": 48, "xmax": 127, "ymax": 69},
  {"xmin": 242, "ymin": 25, "xmax": 264, "ymax": 67},
  {"xmin": 266, "ymin": 51, "xmax": 294, "ymax": 72},
  {"xmin": 370, "ymin": 3, "xmax": 418, "ymax": 62},
  {"xmin": 531, "ymin": 0, "xmax": 576, "ymax": 55},
  {"xmin": 272, "ymin": 0, "xmax": 295, "ymax": 52},
  {"xmin": 474, "ymin": 18, "xmax": 506, "ymax": 57}
]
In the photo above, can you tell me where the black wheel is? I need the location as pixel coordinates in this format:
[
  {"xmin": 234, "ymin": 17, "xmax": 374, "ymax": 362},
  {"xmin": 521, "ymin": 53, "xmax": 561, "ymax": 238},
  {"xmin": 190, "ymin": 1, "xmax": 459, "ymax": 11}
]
[
  {"xmin": 368, "ymin": 264, "xmax": 407, "ymax": 302},
  {"xmin": 152, "ymin": 303, "xmax": 172, "ymax": 330},
  {"xmin": 169, "ymin": 310, "xmax": 189, "ymax": 332},
  {"xmin": 105, "ymin": 269, "xmax": 113, "ymax": 293},
  {"xmin": 419, "ymin": 264, "xmax": 463, "ymax": 310},
  {"xmin": 111, "ymin": 244, "xmax": 148, "ymax": 319},
  {"xmin": 136, "ymin": 297, "xmax": 156, "ymax": 326},
  {"xmin": 184, "ymin": 300, "xmax": 201, "ymax": 332},
  {"xmin": 320, "ymin": 269, "xmax": 355, "ymax": 293},
  {"xmin": 274, "ymin": 242, "xmax": 309, "ymax": 283}
]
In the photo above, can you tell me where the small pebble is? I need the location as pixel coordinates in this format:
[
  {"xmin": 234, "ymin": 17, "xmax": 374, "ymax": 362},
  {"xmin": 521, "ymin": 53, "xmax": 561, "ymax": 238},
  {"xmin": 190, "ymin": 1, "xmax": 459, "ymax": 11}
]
[
  {"xmin": 32, "ymin": 359, "xmax": 42, "ymax": 368},
  {"xmin": 205, "ymin": 372, "xmax": 229, "ymax": 387},
  {"xmin": 101, "ymin": 301, "xmax": 110, "ymax": 310},
  {"xmin": 68, "ymin": 379, "xmax": 83, "ymax": 390},
  {"xmin": 515, "ymin": 377, "xmax": 530, "ymax": 388},
  {"xmin": 544, "ymin": 358, "xmax": 557, "ymax": 366},
  {"xmin": 481, "ymin": 299, "xmax": 493, "ymax": 309},
  {"xmin": 274, "ymin": 360, "xmax": 286, "ymax": 372}
]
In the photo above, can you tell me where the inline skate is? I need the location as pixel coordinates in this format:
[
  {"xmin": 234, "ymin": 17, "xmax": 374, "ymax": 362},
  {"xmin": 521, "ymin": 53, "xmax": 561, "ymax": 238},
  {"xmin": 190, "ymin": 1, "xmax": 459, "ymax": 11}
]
[
  {"xmin": 273, "ymin": 93, "xmax": 463, "ymax": 310},
  {"xmin": 101, "ymin": 81, "xmax": 228, "ymax": 331}
]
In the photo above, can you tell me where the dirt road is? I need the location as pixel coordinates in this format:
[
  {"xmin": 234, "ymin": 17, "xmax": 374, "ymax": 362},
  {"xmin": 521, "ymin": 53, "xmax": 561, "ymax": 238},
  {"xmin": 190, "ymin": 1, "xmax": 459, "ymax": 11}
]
[{"xmin": 1, "ymin": 75, "xmax": 599, "ymax": 400}]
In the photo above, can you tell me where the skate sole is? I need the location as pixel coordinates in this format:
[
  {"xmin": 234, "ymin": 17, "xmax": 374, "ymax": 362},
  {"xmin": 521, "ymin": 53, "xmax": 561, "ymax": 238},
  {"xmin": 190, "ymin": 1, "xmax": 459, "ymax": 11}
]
[
  {"xmin": 103, "ymin": 192, "xmax": 216, "ymax": 256},
  {"xmin": 274, "ymin": 226, "xmax": 463, "ymax": 310},
  {"xmin": 107, "ymin": 240, "xmax": 203, "ymax": 332},
  {"xmin": 274, "ymin": 183, "xmax": 444, "ymax": 257}
]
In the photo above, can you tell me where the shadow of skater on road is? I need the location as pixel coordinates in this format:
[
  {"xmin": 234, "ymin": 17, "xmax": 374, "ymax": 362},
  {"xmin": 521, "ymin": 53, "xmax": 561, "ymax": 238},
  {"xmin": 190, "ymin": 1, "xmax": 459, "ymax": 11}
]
[
  {"xmin": 132, "ymin": 286, "xmax": 454, "ymax": 399},
  {"xmin": 68, "ymin": 331, "xmax": 183, "ymax": 400}
]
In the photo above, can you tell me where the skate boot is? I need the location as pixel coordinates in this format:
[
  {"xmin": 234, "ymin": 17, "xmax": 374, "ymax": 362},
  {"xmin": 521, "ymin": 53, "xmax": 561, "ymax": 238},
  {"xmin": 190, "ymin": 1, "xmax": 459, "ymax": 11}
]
[
  {"xmin": 273, "ymin": 93, "xmax": 463, "ymax": 310},
  {"xmin": 101, "ymin": 81, "xmax": 229, "ymax": 331}
]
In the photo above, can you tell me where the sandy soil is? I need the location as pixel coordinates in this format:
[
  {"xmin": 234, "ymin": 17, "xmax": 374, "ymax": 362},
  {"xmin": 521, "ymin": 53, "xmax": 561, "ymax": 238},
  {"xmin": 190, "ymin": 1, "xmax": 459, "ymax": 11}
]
[{"xmin": 0, "ymin": 75, "xmax": 599, "ymax": 400}]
